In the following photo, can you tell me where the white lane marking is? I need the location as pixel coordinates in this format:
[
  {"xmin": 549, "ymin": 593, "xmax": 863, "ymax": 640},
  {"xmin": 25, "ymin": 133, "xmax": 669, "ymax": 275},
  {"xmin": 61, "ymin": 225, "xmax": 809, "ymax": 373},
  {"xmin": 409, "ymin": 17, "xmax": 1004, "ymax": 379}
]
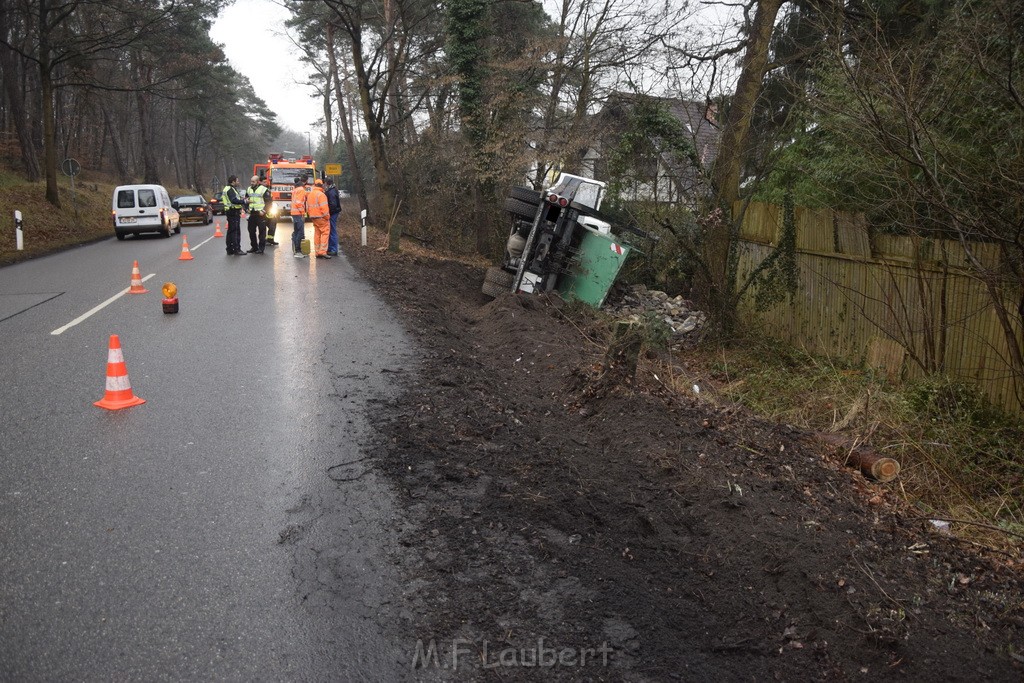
[
  {"xmin": 189, "ymin": 235, "xmax": 215, "ymax": 251},
  {"xmin": 50, "ymin": 274, "xmax": 157, "ymax": 336}
]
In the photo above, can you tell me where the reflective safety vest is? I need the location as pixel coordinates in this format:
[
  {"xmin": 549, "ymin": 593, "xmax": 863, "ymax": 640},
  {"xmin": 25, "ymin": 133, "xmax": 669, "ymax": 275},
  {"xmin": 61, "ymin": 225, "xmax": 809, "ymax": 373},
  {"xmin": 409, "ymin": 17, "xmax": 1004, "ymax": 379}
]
[
  {"xmin": 246, "ymin": 184, "xmax": 267, "ymax": 211},
  {"xmin": 221, "ymin": 185, "xmax": 243, "ymax": 210},
  {"xmin": 307, "ymin": 187, "xmax": 329, "ymax": 218},
  {"xmin": 290, "ymin": 186, "xmax": 307, "ymax": 216}
]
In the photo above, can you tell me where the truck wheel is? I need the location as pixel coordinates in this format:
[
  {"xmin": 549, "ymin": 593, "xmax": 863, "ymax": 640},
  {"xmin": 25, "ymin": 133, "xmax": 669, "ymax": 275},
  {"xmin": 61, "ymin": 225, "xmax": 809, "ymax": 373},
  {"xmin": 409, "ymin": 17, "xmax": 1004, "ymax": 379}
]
[
  {"xmin": 509, "ymin": 186, "xmax": 541, "ymax": 204},
  {"xmin": 504, "ymin": 197, "xmax": 538, "ymax": 220},
  {"xmin": 481, "ymin": 266, "xmax": 515, "ymax": 298},
  {"xmin": 116, "ymin": 232, "xmax": 126, "ymax": 241}
]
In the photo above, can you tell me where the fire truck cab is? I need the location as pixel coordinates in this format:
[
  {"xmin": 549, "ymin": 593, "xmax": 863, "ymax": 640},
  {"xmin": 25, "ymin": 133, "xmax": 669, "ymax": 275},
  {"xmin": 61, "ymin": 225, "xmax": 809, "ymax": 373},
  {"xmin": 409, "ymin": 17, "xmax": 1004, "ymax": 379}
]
[{"xmin": 254, "ymin": 154, "xmax": 318, "ymax": 221}]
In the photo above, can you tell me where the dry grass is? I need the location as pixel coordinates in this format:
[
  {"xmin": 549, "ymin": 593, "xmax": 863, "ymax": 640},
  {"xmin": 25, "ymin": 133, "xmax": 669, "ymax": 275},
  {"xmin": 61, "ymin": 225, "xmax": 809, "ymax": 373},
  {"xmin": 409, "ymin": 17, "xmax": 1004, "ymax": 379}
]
[
  {"xmin": 0, "ymin": 170, "xmax": 195, "ymax": 266},
  {"xmin": 643, "ymin": 335, "xmax": 1024, "ymax": 555}
]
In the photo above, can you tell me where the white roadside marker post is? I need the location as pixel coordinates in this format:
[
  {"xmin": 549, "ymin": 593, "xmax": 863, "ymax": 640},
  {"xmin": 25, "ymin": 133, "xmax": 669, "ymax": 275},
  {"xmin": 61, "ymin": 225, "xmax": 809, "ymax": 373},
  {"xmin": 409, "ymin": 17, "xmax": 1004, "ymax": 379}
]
[
  {"xmin": 360, "ymin": 209, "xmax": 367, "ymax": 247},
  {"xmin": 14, "ymin": 210, "xmax": 23, "ymax": 250}
]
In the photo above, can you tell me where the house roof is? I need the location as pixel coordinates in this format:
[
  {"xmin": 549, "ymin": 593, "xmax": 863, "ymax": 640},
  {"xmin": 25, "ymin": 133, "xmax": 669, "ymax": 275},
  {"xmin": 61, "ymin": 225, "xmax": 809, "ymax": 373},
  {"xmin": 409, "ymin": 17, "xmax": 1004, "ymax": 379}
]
[
  {"xmin": 589, "ymin": 93, "xmax": 721, "ymax": 204},
  {"xmin": 594, "ymin": 93, "xmax": 720, "ymax": 169}
]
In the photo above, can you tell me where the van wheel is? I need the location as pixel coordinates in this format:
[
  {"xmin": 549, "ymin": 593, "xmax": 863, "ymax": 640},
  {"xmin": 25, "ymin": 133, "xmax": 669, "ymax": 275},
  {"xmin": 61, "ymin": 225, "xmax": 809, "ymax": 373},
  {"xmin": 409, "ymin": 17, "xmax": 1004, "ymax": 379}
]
[
  {"xmin": 161, "ymin": 227, "xmax": 171, "ymax": 238},
  {"xmin": 174, "ymin": 225, "xmax": 181, "ymax": 234},
  {"xmin": 116, "ymin": 233, "xmax": 126, "ymax": 241}
]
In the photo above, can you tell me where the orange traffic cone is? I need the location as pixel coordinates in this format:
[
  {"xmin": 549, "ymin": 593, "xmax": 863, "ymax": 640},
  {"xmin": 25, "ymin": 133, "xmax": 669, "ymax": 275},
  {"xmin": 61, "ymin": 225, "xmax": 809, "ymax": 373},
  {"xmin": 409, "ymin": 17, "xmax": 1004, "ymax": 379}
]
[
  {"xmin": 128, "ymin": 260, "xmax": 147, "ymax": 294},
  {"xmin": 213, "ymin": 223, "xmax": 223, "ymax": 238},
  {"xmin": 94, "ymin": 334, "xmax": 146, "ymax": 410},
  {"xmin": 178, "ymin": 236, "xmax": 194, "ymax": 261}
]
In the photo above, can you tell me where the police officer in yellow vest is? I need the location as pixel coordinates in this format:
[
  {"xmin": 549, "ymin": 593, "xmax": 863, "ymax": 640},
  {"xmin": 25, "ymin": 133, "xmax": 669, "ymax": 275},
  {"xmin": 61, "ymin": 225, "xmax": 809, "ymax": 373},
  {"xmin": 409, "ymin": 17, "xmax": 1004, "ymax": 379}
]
[
  {"xmin": 222, "ymin": 175, "xmax": 246, "ymax": 255},
  {"xmin": 245, "ymin": 175, "xmax": 269, "ymax": 253}
]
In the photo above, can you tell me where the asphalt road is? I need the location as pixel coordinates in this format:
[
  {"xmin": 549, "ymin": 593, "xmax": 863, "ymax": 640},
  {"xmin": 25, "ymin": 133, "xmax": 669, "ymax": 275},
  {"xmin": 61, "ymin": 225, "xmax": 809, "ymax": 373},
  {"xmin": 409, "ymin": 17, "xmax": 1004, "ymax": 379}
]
[{"xmin": 0, "ymin": 218, "xmax": 414, "ymax": 680}]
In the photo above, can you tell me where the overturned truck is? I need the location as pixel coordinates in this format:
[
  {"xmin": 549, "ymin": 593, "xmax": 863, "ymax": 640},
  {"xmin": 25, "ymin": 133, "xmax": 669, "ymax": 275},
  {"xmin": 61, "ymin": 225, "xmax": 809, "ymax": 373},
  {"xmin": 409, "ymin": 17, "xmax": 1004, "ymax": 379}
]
[{"xmin": 482, "ymin": 174, "xmax": 632, "ymax": 308}]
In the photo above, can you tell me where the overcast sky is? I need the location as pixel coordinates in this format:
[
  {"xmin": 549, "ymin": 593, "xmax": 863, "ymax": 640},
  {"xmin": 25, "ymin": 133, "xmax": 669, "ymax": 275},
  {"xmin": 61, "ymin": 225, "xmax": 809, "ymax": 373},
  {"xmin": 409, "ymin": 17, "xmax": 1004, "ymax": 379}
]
[
  {"xmin": 210, "ymin": 0, "xmax": 741, "ymax": 137},
  {"xmin": 209, "ymin": 0, "xmax": 322, "ymax": 134}
]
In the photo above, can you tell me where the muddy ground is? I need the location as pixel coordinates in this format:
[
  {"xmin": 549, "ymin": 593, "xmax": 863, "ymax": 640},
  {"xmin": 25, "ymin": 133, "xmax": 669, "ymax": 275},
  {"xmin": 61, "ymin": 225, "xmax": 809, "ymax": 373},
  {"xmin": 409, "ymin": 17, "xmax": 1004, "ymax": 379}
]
[{"xmin": 338, "ymin": 228, "xmax": 1024, "ymax": 681}]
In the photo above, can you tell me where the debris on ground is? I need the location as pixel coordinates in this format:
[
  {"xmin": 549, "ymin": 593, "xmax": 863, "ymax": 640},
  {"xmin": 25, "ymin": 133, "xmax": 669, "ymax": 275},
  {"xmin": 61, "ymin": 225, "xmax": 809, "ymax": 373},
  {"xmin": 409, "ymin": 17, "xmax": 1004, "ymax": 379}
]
[
  {"xmin": 606, "ymin": 283, "xmax": 707, "ymax": 344},
  {"xmin": 339, "ymin": 224, "xmax": 1024, "ymax": 681}
]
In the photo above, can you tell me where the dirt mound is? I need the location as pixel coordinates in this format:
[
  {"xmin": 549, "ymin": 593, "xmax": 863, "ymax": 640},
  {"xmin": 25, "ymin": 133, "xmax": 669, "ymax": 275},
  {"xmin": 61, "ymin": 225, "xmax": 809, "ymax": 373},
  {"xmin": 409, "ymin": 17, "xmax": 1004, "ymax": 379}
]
[{"xmin": 341, "ymin": 231, "xmax": 1024, "ymax": 681}]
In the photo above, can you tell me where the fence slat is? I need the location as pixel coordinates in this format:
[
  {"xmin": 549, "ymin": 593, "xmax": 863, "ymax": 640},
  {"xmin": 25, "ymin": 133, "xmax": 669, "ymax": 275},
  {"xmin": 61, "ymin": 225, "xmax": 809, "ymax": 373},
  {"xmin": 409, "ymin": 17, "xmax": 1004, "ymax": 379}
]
[{"xmin": 734, "ymin": 201, "xmax": 1022, "ymax": 414}]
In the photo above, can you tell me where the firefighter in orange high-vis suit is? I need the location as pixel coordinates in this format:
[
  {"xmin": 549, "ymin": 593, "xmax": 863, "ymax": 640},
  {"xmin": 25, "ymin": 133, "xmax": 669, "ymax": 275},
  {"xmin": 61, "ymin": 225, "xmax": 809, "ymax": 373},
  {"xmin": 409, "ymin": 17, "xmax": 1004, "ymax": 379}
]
[
  {"xmin": 290, "ymin": 176, "xmax": 307, "ymax": 258},
  {"xmin": 308, "ymin": 178, "xmax": 331, "ymax": 259}
]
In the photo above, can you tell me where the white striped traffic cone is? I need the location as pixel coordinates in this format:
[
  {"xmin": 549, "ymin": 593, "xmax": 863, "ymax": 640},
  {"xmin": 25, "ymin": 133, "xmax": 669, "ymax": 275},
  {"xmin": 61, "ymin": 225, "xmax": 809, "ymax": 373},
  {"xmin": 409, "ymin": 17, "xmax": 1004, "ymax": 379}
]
[
  {"xmin": 128, "ymin": 260, "xmax": 147, "ymax": 294},
  {"xmin": 178, "ymin": 236, "xmax": 194, "ymax": 261},
  {"xmin": 94, "ymin": 334, "xmax": 146, "ymax": 410}
]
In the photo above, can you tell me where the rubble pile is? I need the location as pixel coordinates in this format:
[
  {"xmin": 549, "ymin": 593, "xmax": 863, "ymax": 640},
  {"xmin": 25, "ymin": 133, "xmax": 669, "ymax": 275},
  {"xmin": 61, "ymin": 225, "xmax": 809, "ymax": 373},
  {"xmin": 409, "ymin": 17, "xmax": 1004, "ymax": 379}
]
[{"xmin": 606, "ymin": 284, "xmax": 707, "ymax": 344}]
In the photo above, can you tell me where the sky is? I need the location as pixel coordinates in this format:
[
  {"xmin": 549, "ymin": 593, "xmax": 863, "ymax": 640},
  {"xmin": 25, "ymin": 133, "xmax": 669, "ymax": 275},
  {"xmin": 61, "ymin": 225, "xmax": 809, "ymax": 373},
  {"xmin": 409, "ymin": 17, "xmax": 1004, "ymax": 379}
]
[
  {"xmin": 210, "ymin": 0, "xmax": 742, "ymax": 136},
  {"xmin": 209, "ymin": 0, "xmax": 322, "ymax": 134}
]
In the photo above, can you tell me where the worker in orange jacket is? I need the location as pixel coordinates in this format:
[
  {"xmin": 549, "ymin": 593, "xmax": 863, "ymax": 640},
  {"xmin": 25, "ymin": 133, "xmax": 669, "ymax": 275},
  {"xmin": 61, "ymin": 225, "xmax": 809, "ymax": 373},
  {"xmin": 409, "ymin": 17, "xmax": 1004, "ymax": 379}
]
[
  {"xmin": 307, "ymin": 178, "xmax": 332, "ymax": 259},
  {"xmin": 290, "ymin": 176, "xmax": 307, "ymax": 258}
]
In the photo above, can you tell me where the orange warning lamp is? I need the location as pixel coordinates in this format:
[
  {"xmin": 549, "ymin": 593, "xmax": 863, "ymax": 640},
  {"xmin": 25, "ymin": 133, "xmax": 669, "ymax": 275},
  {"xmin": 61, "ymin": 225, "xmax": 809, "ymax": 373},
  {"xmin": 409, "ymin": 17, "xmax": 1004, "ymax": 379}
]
[{"xmin": 162, "ymin": 281, "xmax": 179, "ymax": 314}]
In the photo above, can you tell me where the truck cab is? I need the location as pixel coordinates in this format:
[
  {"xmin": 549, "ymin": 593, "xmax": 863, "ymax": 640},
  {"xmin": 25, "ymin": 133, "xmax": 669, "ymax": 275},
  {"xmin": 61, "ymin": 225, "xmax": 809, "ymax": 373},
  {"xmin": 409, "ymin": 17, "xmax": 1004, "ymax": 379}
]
[
  {"xmin": 255, "ymin": 154, "xmax": 317, "ymax": 220},
  {"xmin": 482, "ymin": 173, "xmax": 631, "ymax": 308}
]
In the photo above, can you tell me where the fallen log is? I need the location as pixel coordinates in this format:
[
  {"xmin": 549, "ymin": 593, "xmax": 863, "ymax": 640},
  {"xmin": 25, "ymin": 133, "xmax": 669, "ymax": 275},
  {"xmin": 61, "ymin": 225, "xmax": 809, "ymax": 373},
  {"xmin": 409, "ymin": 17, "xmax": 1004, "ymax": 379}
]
[
  {"xmin": 817, "ymin": 433, "xmax": 901, "ymax": 483},
  {"xmin": 845, "ymin": 450, "xmax": 901, "ymax": 482}
]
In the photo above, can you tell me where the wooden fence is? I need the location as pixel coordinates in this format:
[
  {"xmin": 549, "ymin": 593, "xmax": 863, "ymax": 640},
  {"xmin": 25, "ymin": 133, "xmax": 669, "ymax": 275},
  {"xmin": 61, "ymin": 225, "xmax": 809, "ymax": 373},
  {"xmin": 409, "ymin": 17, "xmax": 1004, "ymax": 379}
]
[{"xmin": 734, "ymin": 201, "xmax": 1023, "ymax": 414}]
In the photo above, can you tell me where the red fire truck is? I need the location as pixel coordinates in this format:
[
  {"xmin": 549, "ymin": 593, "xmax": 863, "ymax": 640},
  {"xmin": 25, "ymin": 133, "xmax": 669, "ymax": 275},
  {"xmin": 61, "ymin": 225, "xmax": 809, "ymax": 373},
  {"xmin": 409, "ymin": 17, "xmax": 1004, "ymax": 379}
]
[{"xmin": 254, "ymin": 154, "xmax": 318, "ymax": 221}]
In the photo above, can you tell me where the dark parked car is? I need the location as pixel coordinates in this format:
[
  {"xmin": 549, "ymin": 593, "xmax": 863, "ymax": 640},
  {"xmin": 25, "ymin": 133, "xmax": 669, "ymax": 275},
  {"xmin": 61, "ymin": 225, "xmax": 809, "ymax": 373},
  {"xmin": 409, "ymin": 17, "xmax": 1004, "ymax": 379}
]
[
  {"xmin": 209, "ymin": 194, "xmax": 225, "ymax": 216},
  {"xmin": 172, "ymin": 195, "xmax": 213, "ymax": 225}
]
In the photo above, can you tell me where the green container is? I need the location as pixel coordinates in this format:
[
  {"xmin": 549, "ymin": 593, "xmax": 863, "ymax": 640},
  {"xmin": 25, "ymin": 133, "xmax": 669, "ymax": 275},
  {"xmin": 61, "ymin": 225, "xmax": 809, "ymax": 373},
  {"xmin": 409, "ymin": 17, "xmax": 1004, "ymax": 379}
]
[{"xmin": 558, "ymin": 229, "xmax": 631, "ymax": 308}]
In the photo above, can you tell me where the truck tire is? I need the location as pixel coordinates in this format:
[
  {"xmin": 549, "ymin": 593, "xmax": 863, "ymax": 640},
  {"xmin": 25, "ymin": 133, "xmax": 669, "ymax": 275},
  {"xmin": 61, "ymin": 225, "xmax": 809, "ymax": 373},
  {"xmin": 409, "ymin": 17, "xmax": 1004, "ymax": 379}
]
[
  {"xmin": 509, "ymin": 186, "xmax": 541, "ymax": 204},
  {"xmin": 504, "ymin": 197, "xmax": 537, "ymax": 220},
  {"xmin": 481, "ymin": 266, "xmax": 515, "ymax": 298}
]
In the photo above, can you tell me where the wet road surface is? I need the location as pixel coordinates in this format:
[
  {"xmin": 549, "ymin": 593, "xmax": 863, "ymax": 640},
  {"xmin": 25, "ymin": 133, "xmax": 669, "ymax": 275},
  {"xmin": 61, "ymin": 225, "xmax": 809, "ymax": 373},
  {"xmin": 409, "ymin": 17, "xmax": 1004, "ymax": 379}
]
[{"xmin": 0, "ymin": 219, "xmax": 414, "ymax": 679}]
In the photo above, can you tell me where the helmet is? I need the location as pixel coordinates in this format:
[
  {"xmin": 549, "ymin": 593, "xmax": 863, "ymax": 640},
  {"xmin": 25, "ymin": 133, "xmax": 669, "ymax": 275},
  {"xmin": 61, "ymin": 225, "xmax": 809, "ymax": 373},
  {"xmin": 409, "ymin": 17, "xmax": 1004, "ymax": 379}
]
[{"xmin": 314, "ymin": 178, "xmax": 324, "ymax": 186}]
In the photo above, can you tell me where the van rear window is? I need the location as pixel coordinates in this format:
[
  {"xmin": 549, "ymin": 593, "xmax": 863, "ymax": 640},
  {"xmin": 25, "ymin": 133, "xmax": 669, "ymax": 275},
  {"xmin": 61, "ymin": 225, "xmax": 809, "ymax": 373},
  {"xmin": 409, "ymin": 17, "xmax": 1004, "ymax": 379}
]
[
  {"xmin": 138, "ymin": 190, "xmax": 157, "ymax": 207},
  {"xmin": 117, "ymin": 190, "xmax": 135, "ymax": 208}
]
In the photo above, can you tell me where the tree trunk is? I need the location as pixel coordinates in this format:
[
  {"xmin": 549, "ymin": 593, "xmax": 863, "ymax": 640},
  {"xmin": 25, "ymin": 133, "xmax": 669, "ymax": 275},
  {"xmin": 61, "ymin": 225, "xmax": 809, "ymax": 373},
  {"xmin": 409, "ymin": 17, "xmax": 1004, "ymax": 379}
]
[
  {"xmin": 102, "ymin": 106, "xmax": 129, "ymax": 182},
  {"xmin": 190, "ymin": 120, "xmax": 204, "ymax": 191},
  {"xmin": 384, "ymin": 0, "xmax": 401, "ymax": 146},
  {"xmin": 349, "ymin": 25, "xmax": 399, "ymax": 246},
  {"xmin": 171, "ymin": 100, "xmax": 183, "ymax": 188},
  {"xmin": 322, "ymin": 70, "xmax": 334, "ymax": 161},
  {"xmin": 40, "ymin": 61, "xmax": 60, "ymax": 205},
  {"xmin": 38, "ymin": 0, "xmax": 60, "ymax": 206},
  {"xmin": 0, "ymin": 38, "xmax": 41, "ymax": 180},
  {"xmin": 327, "ymin": 23, "xmax": 369, "ymax": 220},
  {"xmin": 136, "ymin": 86, "xmax": 159, "ymax": 184},
  {"xmin": 707, "ymin": 0, "xmax": 784, "ymax": 282}
]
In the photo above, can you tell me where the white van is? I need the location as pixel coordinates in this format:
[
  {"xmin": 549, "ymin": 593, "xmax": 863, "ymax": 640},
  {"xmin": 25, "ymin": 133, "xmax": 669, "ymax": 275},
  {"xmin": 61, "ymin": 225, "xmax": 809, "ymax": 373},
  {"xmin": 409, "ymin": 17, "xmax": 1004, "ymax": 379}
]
[{"xmin": 112, "ymin": 184, "xmax": 180, "ymax": 240}]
